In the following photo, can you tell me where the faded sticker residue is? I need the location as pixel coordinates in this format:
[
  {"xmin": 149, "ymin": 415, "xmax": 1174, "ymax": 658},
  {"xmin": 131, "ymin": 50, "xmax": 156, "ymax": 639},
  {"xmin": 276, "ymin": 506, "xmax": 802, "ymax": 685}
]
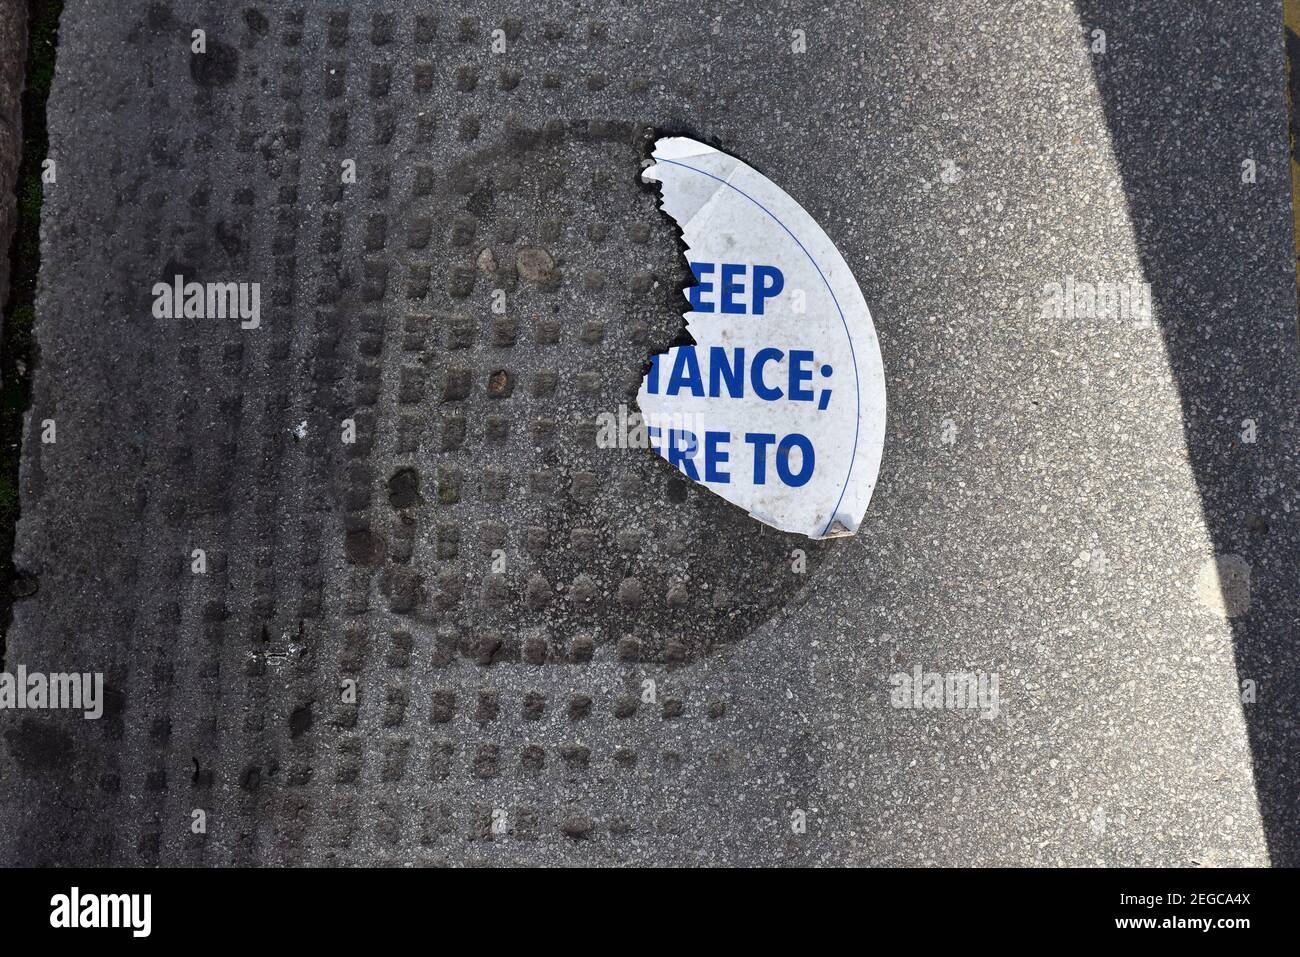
[{"xmin": 639, "ymin": 137, "xmax": 887, "ymax": 539}]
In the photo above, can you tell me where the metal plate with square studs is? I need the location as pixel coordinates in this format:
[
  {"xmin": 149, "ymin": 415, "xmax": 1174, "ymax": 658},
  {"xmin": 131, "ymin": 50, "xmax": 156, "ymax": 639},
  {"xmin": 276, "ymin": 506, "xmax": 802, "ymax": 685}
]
[{"xmin": 355, "ymin": 123, "xmax": 839, "ymax": 667}]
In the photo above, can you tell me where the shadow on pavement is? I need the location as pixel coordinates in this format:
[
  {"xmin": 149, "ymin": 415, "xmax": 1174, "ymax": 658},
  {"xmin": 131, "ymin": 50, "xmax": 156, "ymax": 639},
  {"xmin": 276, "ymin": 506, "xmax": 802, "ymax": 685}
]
[{"xmin": 1076, "ymin": 0, "xmax": 1299, "ymax": 866}]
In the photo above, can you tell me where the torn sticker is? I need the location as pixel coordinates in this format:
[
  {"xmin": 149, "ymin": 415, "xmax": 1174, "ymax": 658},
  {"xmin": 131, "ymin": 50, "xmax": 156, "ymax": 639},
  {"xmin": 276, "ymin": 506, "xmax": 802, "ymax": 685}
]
[{"xmin": 639, "ymin": 137, "xmax": 887, "ymax": 539}]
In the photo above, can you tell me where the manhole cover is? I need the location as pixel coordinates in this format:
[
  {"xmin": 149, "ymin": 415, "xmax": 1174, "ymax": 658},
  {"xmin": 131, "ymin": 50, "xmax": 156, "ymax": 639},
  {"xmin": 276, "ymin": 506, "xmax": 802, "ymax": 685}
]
[{"xmin": 347, "ymin": 121, "xmax": 839, "ymax": 666}]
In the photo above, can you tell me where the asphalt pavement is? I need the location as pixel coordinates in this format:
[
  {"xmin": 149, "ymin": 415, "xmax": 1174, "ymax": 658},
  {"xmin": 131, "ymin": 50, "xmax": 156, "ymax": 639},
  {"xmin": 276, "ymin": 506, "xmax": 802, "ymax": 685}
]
[{"xmin": 0, "ymin": 0, "xmax": 1294, "ymax": 866}]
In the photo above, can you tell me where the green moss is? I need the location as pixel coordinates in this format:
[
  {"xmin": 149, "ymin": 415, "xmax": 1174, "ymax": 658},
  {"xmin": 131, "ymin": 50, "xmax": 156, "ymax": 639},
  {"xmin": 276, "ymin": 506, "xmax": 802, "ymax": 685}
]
[{"xmin": 0, "ymin": 1, "xmax": 63, "ymax": 656}]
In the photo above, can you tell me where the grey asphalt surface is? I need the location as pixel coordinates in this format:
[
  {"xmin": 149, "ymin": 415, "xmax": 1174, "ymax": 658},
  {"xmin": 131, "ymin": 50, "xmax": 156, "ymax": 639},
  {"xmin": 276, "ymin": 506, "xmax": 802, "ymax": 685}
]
[{"xmin": 0, "ymin": 0, "xmax": 1295, "ymax": 865}]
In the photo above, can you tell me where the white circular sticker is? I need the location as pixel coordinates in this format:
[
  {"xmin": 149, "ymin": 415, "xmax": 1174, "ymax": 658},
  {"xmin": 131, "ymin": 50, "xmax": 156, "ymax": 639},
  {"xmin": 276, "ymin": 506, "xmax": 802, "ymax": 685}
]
[{"xmin": 638, "ymin": 137, "xmax": 887, "ymax": 539}]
